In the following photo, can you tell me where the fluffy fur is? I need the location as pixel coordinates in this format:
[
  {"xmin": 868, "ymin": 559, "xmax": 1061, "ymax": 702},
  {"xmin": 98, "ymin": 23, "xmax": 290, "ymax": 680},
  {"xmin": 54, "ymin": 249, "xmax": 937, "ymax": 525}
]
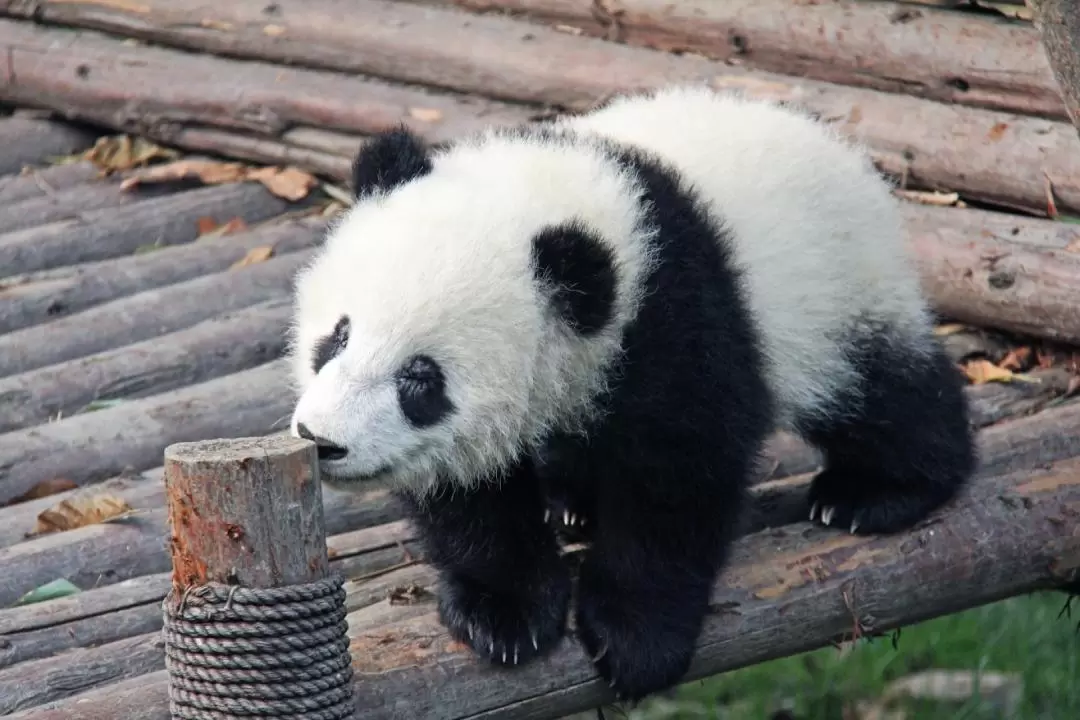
[{"xmin": 288, "ymin": 86, "xmax": 975, "ymax": 701}]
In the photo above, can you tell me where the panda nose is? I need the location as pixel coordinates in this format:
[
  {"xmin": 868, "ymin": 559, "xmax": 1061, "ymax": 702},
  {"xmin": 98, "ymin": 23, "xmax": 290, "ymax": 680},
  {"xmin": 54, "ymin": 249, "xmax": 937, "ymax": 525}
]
[{"xmin": 295, "ymin": 422, "xmax": 349, "ymax": 461}]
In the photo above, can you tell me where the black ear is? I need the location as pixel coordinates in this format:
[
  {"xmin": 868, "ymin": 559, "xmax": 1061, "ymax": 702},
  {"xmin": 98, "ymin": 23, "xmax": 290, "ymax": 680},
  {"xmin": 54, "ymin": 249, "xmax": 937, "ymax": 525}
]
[
  {"xmin": 351, "ymin": 126, "xmax": 433, "ymax": 199},
  {"xmin": 531, "ymin": 221, "xmax": 617, "ymax": 337}
]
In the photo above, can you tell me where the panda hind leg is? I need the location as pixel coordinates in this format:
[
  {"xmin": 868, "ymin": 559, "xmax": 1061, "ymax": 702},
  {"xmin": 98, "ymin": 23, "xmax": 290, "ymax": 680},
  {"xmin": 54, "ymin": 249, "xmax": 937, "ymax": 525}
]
[{"xmin": 799, "ymin": 332, "xmax": 976, "ymax": 535}]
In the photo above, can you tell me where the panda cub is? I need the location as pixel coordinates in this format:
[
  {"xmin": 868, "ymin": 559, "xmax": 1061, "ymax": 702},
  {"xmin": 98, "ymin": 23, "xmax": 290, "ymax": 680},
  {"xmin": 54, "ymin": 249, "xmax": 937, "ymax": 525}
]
[{"xmin": 288, "ymin": 86, "xmax": 975, "ymax": 700}]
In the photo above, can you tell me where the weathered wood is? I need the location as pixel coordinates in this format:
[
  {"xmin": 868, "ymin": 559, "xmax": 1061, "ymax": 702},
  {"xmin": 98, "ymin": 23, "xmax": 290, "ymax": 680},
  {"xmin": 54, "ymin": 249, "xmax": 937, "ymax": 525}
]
[
  {"xmin": 0, "ymin": 250, "xmax": 309, "ymax": 378},
  {"xmin": 0, "ymin": 180, "xmax": 175, "ymax": 234},
  {"xmin": 424, "ymin": 0, "xmax": 1063, "ymax": 119},
  {"xmin": 909, "ymin": 209, "xmax": 1080, "ymax": 345},
  {"xmin": 0, "ymin": 182, "xmax": 290, "ymax": 277},
  {"xmin": 0, "ymin": 360, "xmax": 294, "ymax": 506},
  {"xmin": 0, "ymin": 19, "xmax": 535, "ymax": 143},
  {"xmin": 963, "ymin": 367, "xmax": 1076, "ymax": 427},
  {"xmin": 0, "ymin": 160, "xmax": 102, "ymax": 204},
  {"xmin": 0, "ymin": 115, "xmax": 95, "ymax": 175},
  {"xmin": 164, "ymin": 435, "xmax": 328, "ymax": 588},
  {"xmin": 7, "ymin": 0, "xmax": 1075, "ymax": 215},
  {"xmin": 9, "ymin": 451, "xmax": 1079, "ymax": 719},
  {"xmin": 1029, "ymin": 0, "xmax": 1080, "ymax": 135},
  {"xmin": 0, "ymin": 215, "xmax": 324, "ymax": 334},
  {"xmin": 171, "ymin": 125, "xmax": 352, "ymax": 180},
  {"xmin": 0, "ymin": 299, "xmax": 292, "ymax": 433}
]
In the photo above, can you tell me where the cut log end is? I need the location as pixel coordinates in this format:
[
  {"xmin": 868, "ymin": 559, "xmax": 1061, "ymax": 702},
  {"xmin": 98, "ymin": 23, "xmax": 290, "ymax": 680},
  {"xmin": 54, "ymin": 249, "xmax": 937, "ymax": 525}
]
[{"xmin": 163, "ymin": 435, "xmax": 327, "ymax": 591}]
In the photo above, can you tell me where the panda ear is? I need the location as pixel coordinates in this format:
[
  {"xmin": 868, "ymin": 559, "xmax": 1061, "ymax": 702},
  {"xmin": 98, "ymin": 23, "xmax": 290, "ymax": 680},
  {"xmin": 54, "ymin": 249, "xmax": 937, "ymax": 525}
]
[
  {"xmin": 351, "ymin": 126, "xmax": 433, "ymax": 200},
  {"xmin": 531, "ymin": 222, "xmax": 617, "ymax": 337}
]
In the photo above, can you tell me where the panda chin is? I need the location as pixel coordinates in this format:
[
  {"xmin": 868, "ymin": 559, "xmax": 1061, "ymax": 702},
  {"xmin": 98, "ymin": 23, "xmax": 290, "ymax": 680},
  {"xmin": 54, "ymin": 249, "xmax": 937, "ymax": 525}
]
[{"xmin": 319, "ymin": 462, "xmax": 394, "ymax": 488}]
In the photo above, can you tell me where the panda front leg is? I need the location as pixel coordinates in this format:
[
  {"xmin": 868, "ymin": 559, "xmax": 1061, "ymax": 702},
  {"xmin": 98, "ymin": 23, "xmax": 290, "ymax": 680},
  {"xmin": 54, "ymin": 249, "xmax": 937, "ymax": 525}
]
[
  {"xmin": 803, "ymin": 334, "xmax": 976, "ymax": 534},
  {"xmin": 572, "ymin": 456, "xmax": 746, "ymax": 702},
  {"xmin": 399, "ymin": 459, "xmax": 572, "ymax": 667}
]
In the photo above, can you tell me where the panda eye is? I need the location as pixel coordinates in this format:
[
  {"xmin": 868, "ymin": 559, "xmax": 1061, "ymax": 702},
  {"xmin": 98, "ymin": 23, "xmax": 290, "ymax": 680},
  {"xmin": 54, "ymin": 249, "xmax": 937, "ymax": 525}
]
[
  {"xmin": 311, "ymin": 315, "xmax": 350, "ymax": 374},
  {"xmin": 395, "ymin": 354, "xmax": 455, "ymax": 428}
]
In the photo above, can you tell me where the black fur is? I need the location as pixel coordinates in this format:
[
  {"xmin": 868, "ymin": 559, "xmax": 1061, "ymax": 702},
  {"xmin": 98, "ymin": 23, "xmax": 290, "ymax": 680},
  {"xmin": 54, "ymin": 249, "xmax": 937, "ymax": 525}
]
[
  {"xmin": 351, "ymin": 127, "xmax": 433, "ymax": 199},
  {"xmin": 796, "ymin": 330, "xmax": 975, "ymax": 534},
  {"xmin": 311, "ymin": 315, "xmax": 350, "ymax": 374},
  {"xmin": 397, "ymin": 131, "xmax": 974, "ymax": 703},
  {"xmin": 396, "ymin": 354, "xmax": 456, "ymax": 428},
  {"xmin": 531, "ymin": 221, "xmax": 618, "ymax": 336}
]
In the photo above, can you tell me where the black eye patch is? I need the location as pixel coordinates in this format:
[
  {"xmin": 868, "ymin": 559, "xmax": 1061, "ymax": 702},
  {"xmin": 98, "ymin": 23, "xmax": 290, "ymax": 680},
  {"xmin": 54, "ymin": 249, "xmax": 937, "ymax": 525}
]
[
  {"xmin": 396, "ymin": 354, "xmax": 455, "ymax": 428},
  {"xmin": 311, "ymin": 315, "xmax": 350, "ymax": 374}
]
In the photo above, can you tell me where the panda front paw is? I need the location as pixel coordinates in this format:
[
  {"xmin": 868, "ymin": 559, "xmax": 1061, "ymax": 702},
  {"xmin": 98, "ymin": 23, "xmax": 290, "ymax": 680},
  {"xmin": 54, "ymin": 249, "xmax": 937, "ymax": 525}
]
[
  {"xmin": 436, "ymin": 569, "xmax": 571, "ymax": 667},
  {"xmin": 808, "ymin": 466, "xmax": 954, "ymax": 535},
  {"xmin": 575, "ymin": 567, "xmax": 703, "ymax": 702}
]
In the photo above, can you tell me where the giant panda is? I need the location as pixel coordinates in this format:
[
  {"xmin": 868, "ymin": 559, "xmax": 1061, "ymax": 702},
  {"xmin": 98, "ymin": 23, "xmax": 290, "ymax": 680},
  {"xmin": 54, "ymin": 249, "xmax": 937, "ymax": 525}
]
[{"xmin": 288, "ymin": 86, "xmax": 975, "ymax": 701}]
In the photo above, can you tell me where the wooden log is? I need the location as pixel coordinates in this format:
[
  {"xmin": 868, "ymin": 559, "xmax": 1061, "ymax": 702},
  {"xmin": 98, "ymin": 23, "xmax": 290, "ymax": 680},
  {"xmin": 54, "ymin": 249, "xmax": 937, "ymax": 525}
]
[
  {"xmin": 423, "ymin": 0, "xmax": 1063, "ymax": 119},
  {"xmin": 0, "ymin": 360, "xmax": 294, "ymax": 506},
  {"xmin": 8, "ymin": 450, "xmax": 1079, "ymax": 719},
  {"xmin": 0, "ymin": 160, "xmax": 102, "ymax": 204},
  {"xmin": 171, "ymin": 125, "xmax": 352, "ymax": 180},
  {"xmin": 0, "ymin": 300, "xmax": 293, "ymax": 433},
  {"xmin": 0, "ymin": 215, "xmax": 325, "ymax": 334},
  {"xmin": 0, "ymin": 182, "xmax": 291, "ymax": 277},
  {"xmin": 0, "ymin": 250, "xmax": 310, "ymax": 378},
  {"xmin": 163, "ymin": 436, "xmax": 328, "ymax": 588},
  {"xmin": 0, "ymin": 19, "xmax": 535, "ymax": 143},
  {"xmin": 909, "ymin": 209, "xmax": 1080, "ymax": 345},
  {"xmin": 0, "ymin": 115, "xmax": 95, "ymax": 175},
  {"xmin": 0, "ymin": 180, "xmax": 175, "ymax": 234},
  {"xmin": 4, "ymin": 1, "xmax": 1076, "ymax": 214},
  {"xmin": 1029, "ymin": 0, "xmax": 1080, "ymax": 134}
]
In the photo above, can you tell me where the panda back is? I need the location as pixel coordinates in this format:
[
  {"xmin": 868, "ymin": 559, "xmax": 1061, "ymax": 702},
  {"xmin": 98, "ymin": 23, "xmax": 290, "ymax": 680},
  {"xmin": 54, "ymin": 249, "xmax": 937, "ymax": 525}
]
[{"xmin": 562, "ymin": 86, "xmax": 934, "ymax": 424}]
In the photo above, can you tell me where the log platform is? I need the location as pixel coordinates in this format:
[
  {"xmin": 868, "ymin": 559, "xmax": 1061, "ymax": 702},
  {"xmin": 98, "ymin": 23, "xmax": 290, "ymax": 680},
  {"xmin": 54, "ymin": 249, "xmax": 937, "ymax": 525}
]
[{"xmin": 0, "ymin": 1, "xmax": 1077, "ymax": 718}]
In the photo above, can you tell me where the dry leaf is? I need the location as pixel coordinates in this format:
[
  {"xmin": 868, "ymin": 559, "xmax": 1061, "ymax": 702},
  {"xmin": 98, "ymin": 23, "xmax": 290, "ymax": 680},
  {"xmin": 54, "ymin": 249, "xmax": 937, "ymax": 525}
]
[
  {"xmin": 893, "ymin": 189, "xmax": 960, "ymax": 206},
  {"xmin": 263, "ymin": 24, "xmax": 287, "ymax": 36},
  {"xmin": 231, "ymin": 246, "xmax": 275, "ymax": 269},
  {"xmin": 120, "ymin": 159, "xmax": 248, "ymax": 190},
  {"xmin": 246, "ymin": 166, "xmax": 318, "ymax": 201},
  {"xmin": 408, "ymin": 107, "xmax": 444, "ymax": 123},
  {"xmin": 986, "ymin": 122, "xmax": 1009, "ymax": 142},
  {"xmin": 84, "ymin": 135, "xmax": 178, "ymax": 172},
  {"xmin": 1065, "ymin": 235, "xmax": 1080, "ymax": 252},
  {"xmin": 999, "ymin": 346, "xmax": 1032, "ymax": 371},
  {"xmin": 34, "ymin": 494, "xmax": 134, "ymax": 535},
  {"xmin": 8, "ymin": 478, "xmax": 78, "ymax": 505},
  {"xmin": 196, "ymin": 216, "xmax": 220, "ymax": 235},
  {"xmin": 963, "ymin": 359, "xmax": 1016, "ymax": 385},
  {"xmin": 200, "ymin": 217, "xmax": 249, "ymax": 239},
  {"xmin": 1044, "ymin": 171, "xmax": 1059, "ymax": 219},
  {"xmin": 553, "ymin": 24, "xmax": 584, "ymax": 35},
  {"xmin": 201, "ymin": 18, "xmax": 234, "ymax": 31},
  {"xmin": 932, "ymin": 323, "xmax": 969, "ymax": 337}
]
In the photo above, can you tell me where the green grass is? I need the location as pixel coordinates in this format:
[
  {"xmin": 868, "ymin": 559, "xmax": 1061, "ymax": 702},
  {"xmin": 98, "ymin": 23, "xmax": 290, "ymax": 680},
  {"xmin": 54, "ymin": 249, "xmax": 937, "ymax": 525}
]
[{"xmin": 630, "ymin": 592, "xmax": 1080, "ymax": 720}]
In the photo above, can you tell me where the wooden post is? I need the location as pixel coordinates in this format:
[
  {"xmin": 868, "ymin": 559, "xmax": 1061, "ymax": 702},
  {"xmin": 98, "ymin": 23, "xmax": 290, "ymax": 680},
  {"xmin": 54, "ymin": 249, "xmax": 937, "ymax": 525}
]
[{"xmin": 164, "ymin": 435, "xmax": 328, "ymax": 590}]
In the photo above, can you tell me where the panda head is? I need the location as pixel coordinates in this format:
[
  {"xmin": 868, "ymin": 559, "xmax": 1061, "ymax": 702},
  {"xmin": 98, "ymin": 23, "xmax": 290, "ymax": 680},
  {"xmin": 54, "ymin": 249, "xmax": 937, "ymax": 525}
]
[{"xmin": 288, "ymin": 126, "xmax": 653, "ymax": 497}]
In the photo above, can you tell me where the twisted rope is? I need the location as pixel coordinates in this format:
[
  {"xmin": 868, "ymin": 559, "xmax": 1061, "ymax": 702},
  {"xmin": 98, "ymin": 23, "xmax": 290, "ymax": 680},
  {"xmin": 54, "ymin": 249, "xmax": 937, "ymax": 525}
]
[{"xmin": 162, "ymin": 575, "xmax": 355, "ymax": 719}]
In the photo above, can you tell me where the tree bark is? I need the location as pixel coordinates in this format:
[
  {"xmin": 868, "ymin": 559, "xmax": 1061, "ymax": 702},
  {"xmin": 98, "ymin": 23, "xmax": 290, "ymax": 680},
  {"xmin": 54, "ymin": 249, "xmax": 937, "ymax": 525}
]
[{"xmin": 1029, "ymin": 0, "xmax": 1080, "ymax": 135}]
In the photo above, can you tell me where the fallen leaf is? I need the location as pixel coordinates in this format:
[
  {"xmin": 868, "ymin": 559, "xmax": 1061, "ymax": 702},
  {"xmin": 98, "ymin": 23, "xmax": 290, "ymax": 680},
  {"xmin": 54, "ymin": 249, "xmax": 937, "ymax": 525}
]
[
  {"xmin": 16, "ymin": 578, "xmax": 81, "ymax": 606},
  {"xmin": 196, "ymin": 216, "xmax": 220, "ymax": 235},
  {"xmin": 1065, "ymin": 235, "xmax": 1080, "ymax": 253},
  {"xmin": 263, "ymin": 24, "xmax": 287, "ymax": 36},
  {"xmin": 120, "ymin": 159, "xmax": 248, "ymax": 191},
  {"xmin": 9, "ymin": 478, "xmax": 79, "ymax": 504},
  {"xmin": 553, "ymin": 24, "xmax": 584, "ymax": 35},
  {"xmin": 986, "ymin": 122, "xmax": 1009, "ymax": 142},
  {"xmin": 199, "ymin": 217, "xmax": 249, "ymax": 239},
  {"xmin": 84, "ymin": 135, "xmax": 178, "ymax": 172},
  {"xmin": 387, "ymin": 583, "xmax": 433, "ymax": 606},
  {"xmin": 932, "ymin": 323, "xmax": 970, "ymax": 337},
  {"xmin": 963, "ymin": 359, "xmax": 1039, "ymax": 385},
  {"xmin": 893, "ymin": 189, "xmax": 960, "ymax": 206},
  {"xmin": 1044, "ymin": 171, "xmax": 1059, "ymax": 219},
  {"xmin": 230, "ymin": 246, "xmax": 275, "ymax": 269},
  {"xmin": 408, "ymin": 107, "xmax": 444, "ymax": 123},
  {"xmin": 34, "ymin": 493, "xmax": 135, "ymax": 535},
  {"xmin": 999, "ymin": 346, "xmax": 1032, "ymax": 371},
  {"xmin": 201, "ymin": 18, "xmax": 234, "ymax": 31},
  {"xmin": 246, "ymin": 166, "xmax": 318, "ymax": 201}
]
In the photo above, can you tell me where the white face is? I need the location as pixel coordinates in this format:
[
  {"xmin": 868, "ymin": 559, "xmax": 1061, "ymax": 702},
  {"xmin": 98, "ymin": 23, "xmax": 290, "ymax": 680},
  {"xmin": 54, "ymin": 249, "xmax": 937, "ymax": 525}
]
[{"xmin": 288, "ymin": 130, "xmax": 651, "ymax": 497}]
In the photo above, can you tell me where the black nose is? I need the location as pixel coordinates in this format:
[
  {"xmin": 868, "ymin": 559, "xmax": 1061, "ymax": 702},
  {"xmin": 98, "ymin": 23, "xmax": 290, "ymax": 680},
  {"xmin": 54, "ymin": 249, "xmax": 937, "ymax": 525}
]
[{"xmin": 295, "ymin": 423, "xmax": 348, "ymax": 461}]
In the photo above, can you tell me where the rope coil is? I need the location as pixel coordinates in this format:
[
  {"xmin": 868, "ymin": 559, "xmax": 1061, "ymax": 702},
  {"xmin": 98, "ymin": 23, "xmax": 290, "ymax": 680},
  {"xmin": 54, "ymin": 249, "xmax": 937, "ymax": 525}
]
[{"xmin": 162, "ymin": 575, "xmax": 355, "ymax": 720}]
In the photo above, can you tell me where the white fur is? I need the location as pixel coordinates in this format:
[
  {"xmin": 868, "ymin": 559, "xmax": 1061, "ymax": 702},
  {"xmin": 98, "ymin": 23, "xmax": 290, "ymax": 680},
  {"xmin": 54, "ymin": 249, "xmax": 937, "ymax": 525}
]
[{"xmin": 289, "ymin": 85, "xmax": 933, "ymax": 495}]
